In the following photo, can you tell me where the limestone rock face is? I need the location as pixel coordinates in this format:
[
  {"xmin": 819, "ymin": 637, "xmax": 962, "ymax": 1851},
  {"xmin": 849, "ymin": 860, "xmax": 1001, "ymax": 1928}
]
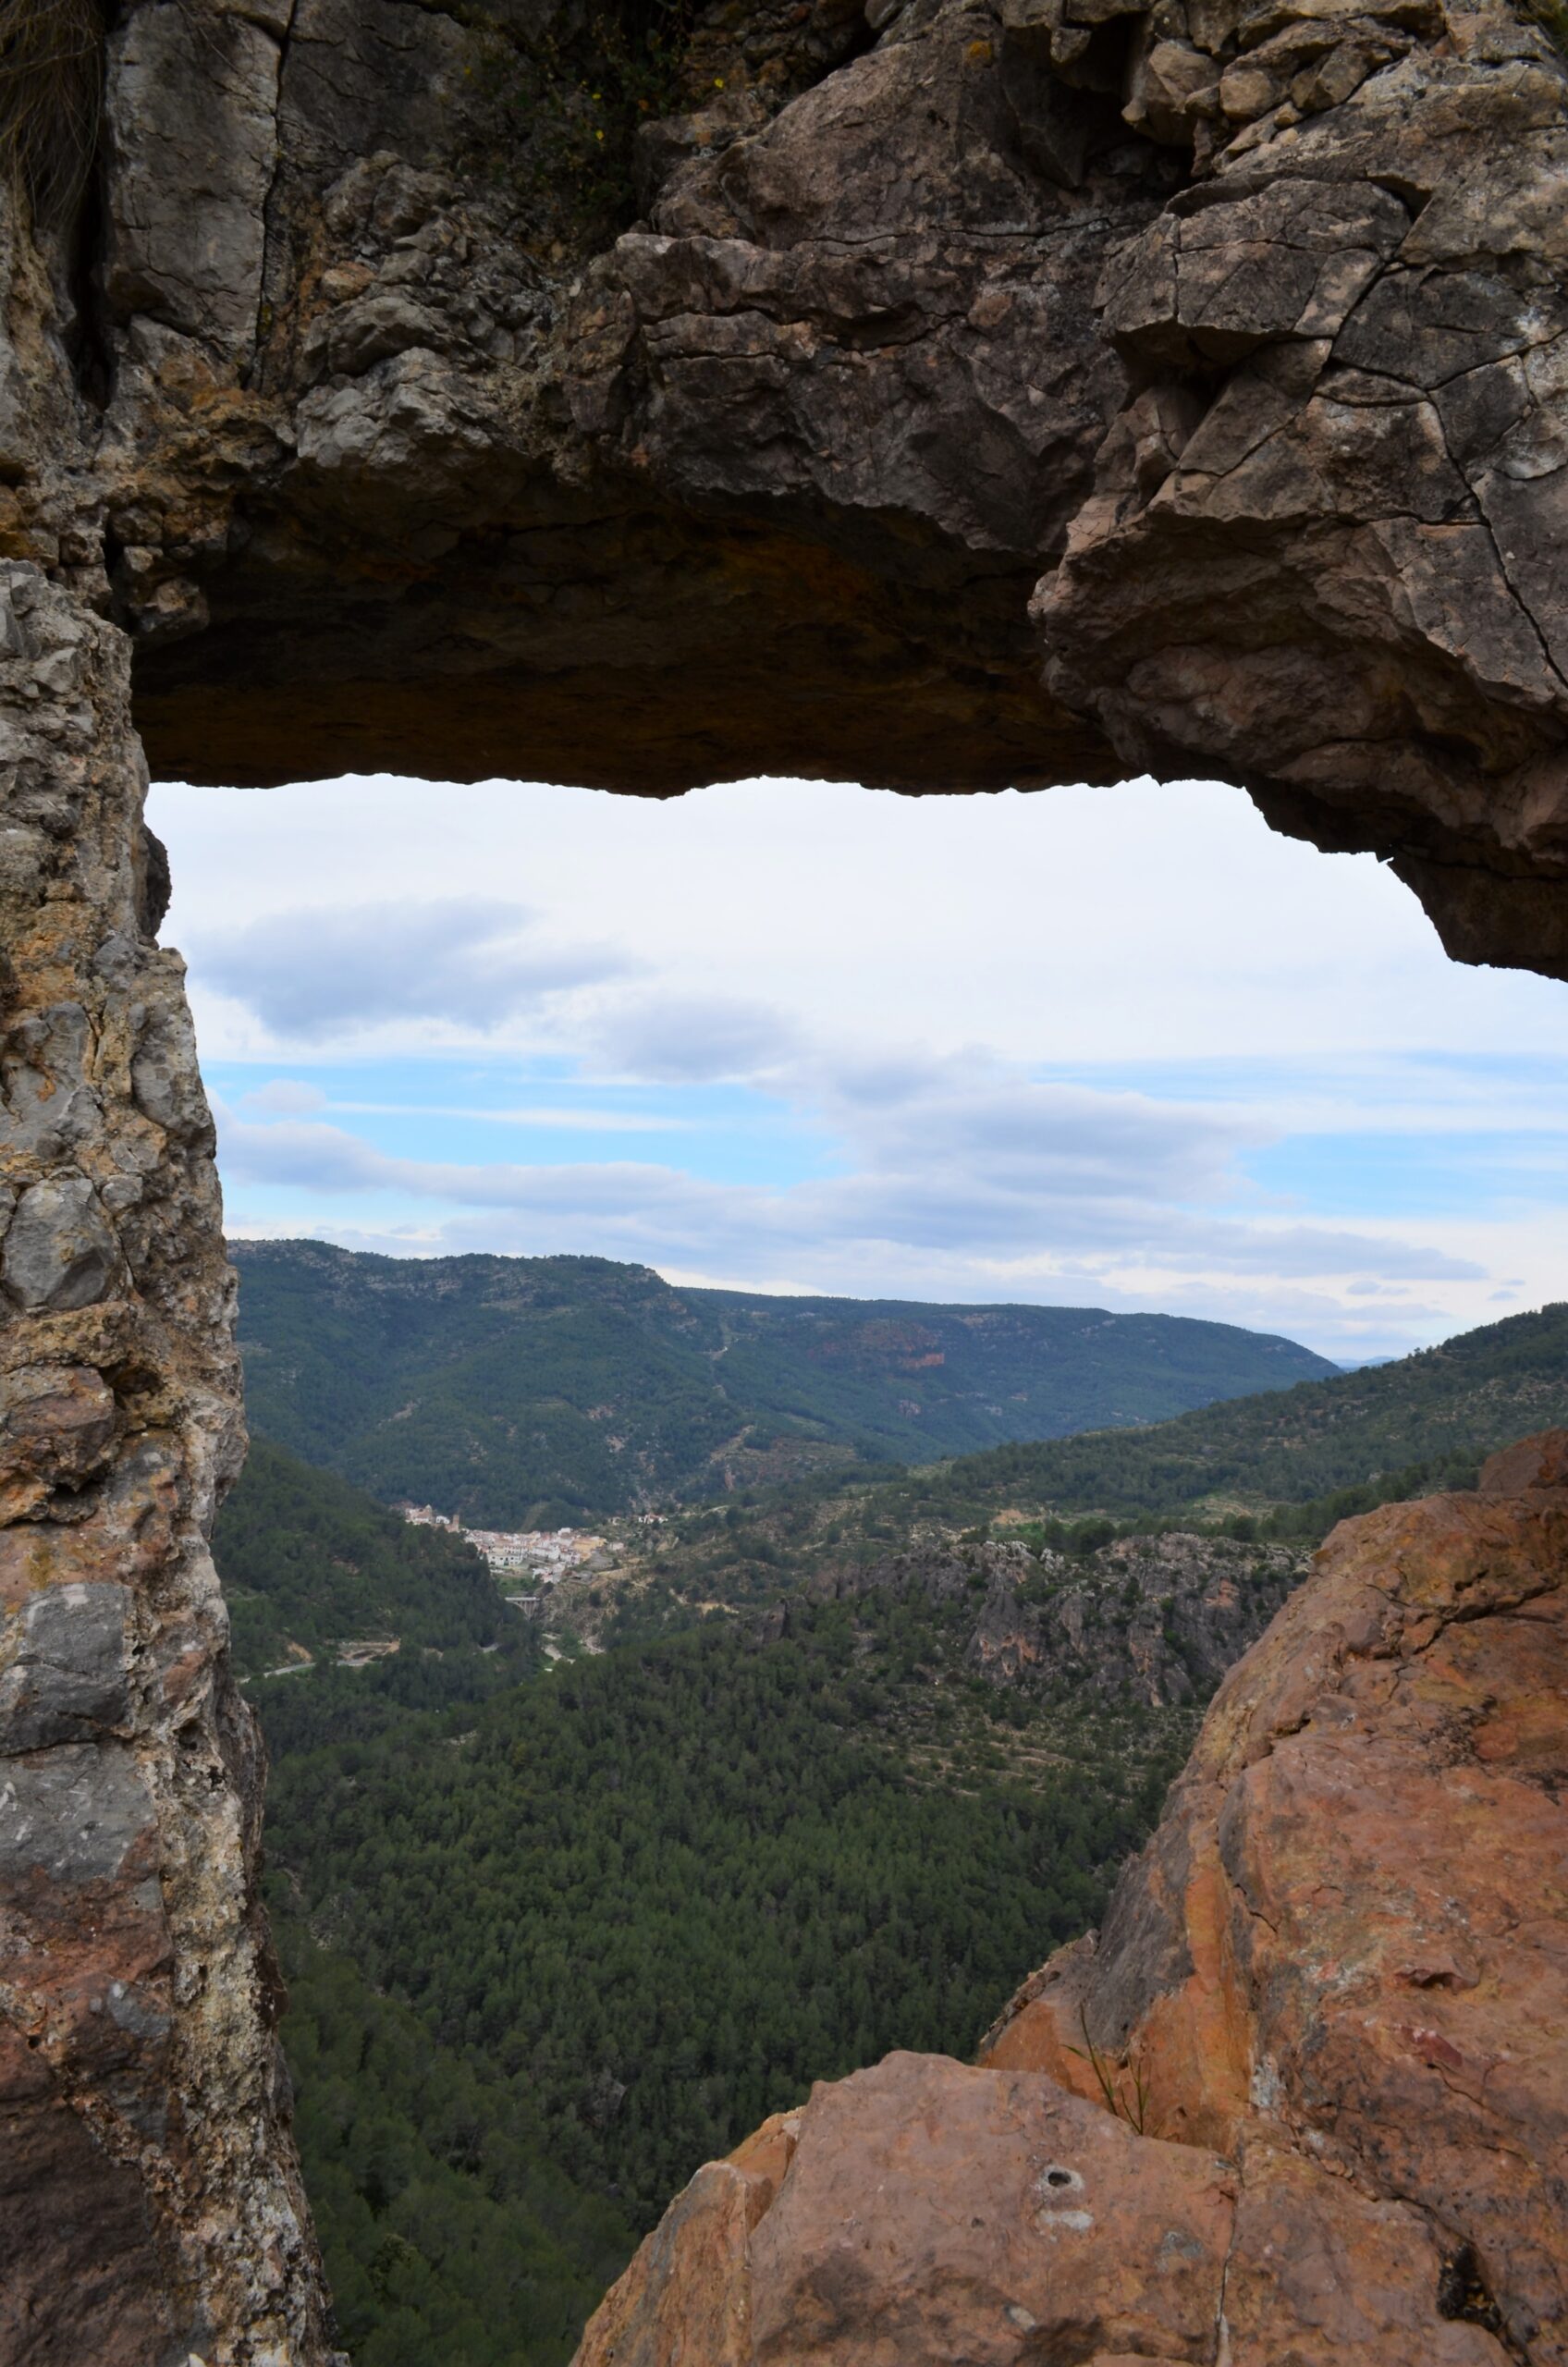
[
  {"xmin": 815, "ymin": 1528, "xmax": 1310, "ymax": 1706},
  {"xmin": 579, "ymin": 1438, "xmax": 1568, "ymax": 2367},
  {"xmin": 16, "ymin": 0, "xmax": 1556, "ymax": 967},
  {"xmin": 0, "ymin": 223, "xmax": 335, "ymax": 2361}
]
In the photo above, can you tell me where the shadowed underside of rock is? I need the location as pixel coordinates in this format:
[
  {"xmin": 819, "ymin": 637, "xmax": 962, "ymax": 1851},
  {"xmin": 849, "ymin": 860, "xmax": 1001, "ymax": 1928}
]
[
  {"xmin": 6, "ymin": 0, "xmax": 1568, "ymax": 968},
  {"xmin": 576, "ymin": 1436, "xmax": 1568, "ymax": 2367}
]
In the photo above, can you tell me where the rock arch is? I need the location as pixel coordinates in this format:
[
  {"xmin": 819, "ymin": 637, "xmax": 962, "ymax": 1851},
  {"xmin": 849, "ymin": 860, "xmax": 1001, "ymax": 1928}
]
[{"xmin": 1, "ymin": 0, "xmax": 1566, "ymax": 2350}]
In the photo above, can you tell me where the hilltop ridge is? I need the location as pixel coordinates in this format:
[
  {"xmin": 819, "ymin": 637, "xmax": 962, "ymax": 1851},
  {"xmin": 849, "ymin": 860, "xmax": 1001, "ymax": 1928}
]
[
  {"xmin": 228, "ymin": 1240, "xmax": 1335, "ymax": 1525},
  {"xmin": 915, "ymin": 1301, "xmax": 1568, "ymax": 1520}
]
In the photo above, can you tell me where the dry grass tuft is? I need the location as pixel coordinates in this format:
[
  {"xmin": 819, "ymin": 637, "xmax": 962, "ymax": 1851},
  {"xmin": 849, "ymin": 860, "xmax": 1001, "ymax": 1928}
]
[
  {"xmin": 0, "ymin": 0, "xmax": 104, "ymax": 227},
  {"xmin": 1522, "ymin": 0, "xmax": 1568, "ymax": 52}
]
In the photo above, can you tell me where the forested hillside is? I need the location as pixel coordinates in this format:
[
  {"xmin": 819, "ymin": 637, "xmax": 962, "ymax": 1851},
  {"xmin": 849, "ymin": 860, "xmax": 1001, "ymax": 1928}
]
[
  {"xmin": 907, "ymin": 1300, "xmax": 1568, "ymax": 1522},
  {"xmin": 225, "ymin": 1301, "xmax": 1568, "ymax": 2367},
  {"xmin": 263, "ymin": 1606, "xmax": 1177, "ymax": 2231},
  {"xmin": 273, "ymin": 1939, "xmax": 633, "ymax": 2367},
  {"xmin": 581, "ymin": 1303, "xmax": 1568, "ymax": 1653},
  {"xmin": 240, "ymin": 1458, "xmax": 1244, "ymax": 2365},
  {"xmin": 229, "ymin": 1239, "xmax": 1334, "ymax": 1525},
  {"xmin": 214, "ymin": 1437, "xmax": 526, "ymax": 1679}
]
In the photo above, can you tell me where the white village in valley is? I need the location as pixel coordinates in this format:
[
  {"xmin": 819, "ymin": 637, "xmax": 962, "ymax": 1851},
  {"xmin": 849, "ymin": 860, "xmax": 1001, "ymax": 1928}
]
[{"xmin": 401, "ymin": 1502, "xmax": 612, "ymax": 1609}]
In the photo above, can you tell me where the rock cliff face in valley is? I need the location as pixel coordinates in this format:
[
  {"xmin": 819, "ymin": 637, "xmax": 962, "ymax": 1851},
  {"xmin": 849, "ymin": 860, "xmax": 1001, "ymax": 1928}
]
[
  {"xmin": 816, "ymin": 1529, "xmax": 1310, "ymax": 1705},
  {"xmin": 576, "ymin": 1435, "xmax": 1568, "ymax": 2367},
  {"xmin": 2, "ymin": 0, "xmax": 1568, "ymax": 2353}
]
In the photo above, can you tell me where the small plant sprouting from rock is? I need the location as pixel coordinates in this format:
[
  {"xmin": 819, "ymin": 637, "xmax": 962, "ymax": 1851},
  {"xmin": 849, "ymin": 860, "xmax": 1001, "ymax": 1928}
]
[
  {"xmin": 1518, "ymin": 0, "xmax": 1568, "ymax": 54},
  {"xmin": 465, "ymin": 0, "xmax": 698, "ymax": 247},
  {"xmin": 1069, "ymin": 2005, "xmax": 1156, "ymax": 2136},
  {"xmin": 0, "ymin": 0, "xmax": 103, "ymax": 227}
]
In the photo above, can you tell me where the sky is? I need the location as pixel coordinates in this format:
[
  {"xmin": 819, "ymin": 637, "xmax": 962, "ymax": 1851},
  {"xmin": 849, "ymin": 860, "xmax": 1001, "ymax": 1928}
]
[{"xmin": 149, "ymin": 771, "xmax": 1568, "ymax": 1364}]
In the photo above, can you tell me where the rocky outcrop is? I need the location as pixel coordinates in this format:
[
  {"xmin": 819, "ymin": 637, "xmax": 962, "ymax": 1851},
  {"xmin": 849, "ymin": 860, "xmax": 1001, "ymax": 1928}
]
[
  {"xmin": 576, "ymin": 1434, "xmax": 1568, "ymax": 2366},
  {"xmin": 0, "ymin": 239, "xmax": 333, "ymax": 2365},
  {"xmin": 578, "ymin": 2051, "xmax": 1513, "ymax": 2366},
  {"xmin": 570, "ymin": 0, "xmax": 1568, "ymax": 973},
  {"xmin": 817, "ymin": 1529, "xmax": 1309, "ymax": 1705},
  {"xmin": 3, "ymin": 0, "xmax": 1568, "ymax": 2349}
]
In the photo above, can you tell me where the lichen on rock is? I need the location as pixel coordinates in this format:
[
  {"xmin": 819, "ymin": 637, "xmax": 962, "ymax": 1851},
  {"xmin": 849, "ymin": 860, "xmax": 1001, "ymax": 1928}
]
[{"xmin": 0, "ymin": 554, "xmax": 334, "ymax": 2357}]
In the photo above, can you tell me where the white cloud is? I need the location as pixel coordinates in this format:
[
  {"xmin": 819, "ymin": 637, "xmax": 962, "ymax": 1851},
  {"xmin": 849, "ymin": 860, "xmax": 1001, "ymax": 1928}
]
[
  {"xmin": 152, "ymin": 773, "xmax": 1568, "ymax": 1361},
  {"xmin": 214, "ymin": 1073, "xmax": 1480, "ymax": 1302},
  {"xmin": 591, "ymin": 993, "xmax": 801, "ymax": 1084},
  {"xmin": 333, "ymin": 1099, "xmax": 690, "ymax": 1131},
  {"xmin": 153, "ymin": 773, "xmax": 1568, "ymax": 1066},
  {"xmin": 243, "ymin": 1077, "xmax": 327, "ymax": 1114},
  {"xmin": 192, "ymin": 897, "xmax": 630, "ymax": 1042}
]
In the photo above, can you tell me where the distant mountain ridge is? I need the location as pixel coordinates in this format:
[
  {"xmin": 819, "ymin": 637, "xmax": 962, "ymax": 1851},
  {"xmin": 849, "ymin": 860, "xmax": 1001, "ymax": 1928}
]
[
  {"xmin": 228, "ymin": 1240, "xmax": 1337, "ymax": 1526},
  {"xmin": 598, "ymin": 1303, "xmax": 1568, "ymax": 1644}
]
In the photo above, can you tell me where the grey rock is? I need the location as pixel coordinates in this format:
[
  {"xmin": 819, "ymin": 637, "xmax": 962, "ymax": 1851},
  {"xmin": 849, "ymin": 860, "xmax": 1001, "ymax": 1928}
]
[
  {"xmin": 1, "ymin": 1177, "xmax": 120, "ymax": 1312},
  {"xmin": 0, "ymin": 827, "xmax": 52, "ymax": 901},
  {"xmin": 0, "ymin": 1364, "xmax": 117, "ymax": 1515},
  {"xmin": 130, "ymin": 1003, "xmax": 212, "ymax": 1145},
  {"xmin": 0, "ymin": 550, "xmax": 313, "ymax": 2361},
  {"xmin": 1106, "ymin": 180, "xmax": 1410, "ymax": 366},
  {"xmin": 89, "ymin": 0, "xmax": 1567, "ymax": 973},
  {"xmin": 0, "ymin": 1004, "xmax": 101, "ymax": 1164},
  {"xmin": 0, "ymin": 1742, "xmax": 153, "ymax": 1884},
  {"xmin": 103, "ymin": 1, "xmax": 281, "ymax": 360},
  {"xmin": 326, "ymin": 289, "xmax": 447, "ymax": 376},
  {"xmin": 0, "ymin": 1583, "xmax": 133, "ymax": 1754}
]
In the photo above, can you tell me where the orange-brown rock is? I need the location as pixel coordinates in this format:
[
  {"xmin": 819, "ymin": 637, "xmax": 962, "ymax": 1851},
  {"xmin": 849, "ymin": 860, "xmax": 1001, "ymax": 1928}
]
[
  {"xmin": 579, "ymin": 1438, "xmax": 1568, "ymax": 2367},
  {"xmin": 578, "ymin": 2053, "xmax": 1511, "ymax": 2367},
  {"xmin": 982, "ymin": 1429, "xmax": 1568, "ymax": 2358}
]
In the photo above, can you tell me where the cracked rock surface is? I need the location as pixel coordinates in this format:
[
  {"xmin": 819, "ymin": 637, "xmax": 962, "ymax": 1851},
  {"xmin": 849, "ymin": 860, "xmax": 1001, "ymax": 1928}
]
[
  {"xmin": 36, "ymin": 0, "xmax": 1566, "ymax": 970},
  {"xmin": 0, "ymin": 209, "xmax": 333, "ymax": 2361},
  {"xmin": 579, "ymin": 1436, "xmax": 1568, "ymax": 2367},
  {"xmin": 0, "ymin": 570, "xmax": 334, "ymax": 2360}
]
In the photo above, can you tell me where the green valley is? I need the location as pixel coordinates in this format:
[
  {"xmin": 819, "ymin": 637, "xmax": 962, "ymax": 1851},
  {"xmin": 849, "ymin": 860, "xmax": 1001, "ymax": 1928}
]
[
  {"xmin": 222, "ymin": 1297, "xmax": 1568, "ymax": 2367},
  {"xmin": 216, "ymin": 1437, "xmax": 520, "ymax": 1677},
  {"xmin": 880, "ymin": 1298, "xmax": 1568, "ymax": 1526},
  {"xmin": 557, "ymin": 1302, "xmax": 1568, "ymax": 1644},
  {"xmin": 241, "ymin": 1506, "xmax": 1200, "ymax": 2365},
  {"xmin": 231, "ymin": 1460, "xmax": 1265, "ymax": 2365}
]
